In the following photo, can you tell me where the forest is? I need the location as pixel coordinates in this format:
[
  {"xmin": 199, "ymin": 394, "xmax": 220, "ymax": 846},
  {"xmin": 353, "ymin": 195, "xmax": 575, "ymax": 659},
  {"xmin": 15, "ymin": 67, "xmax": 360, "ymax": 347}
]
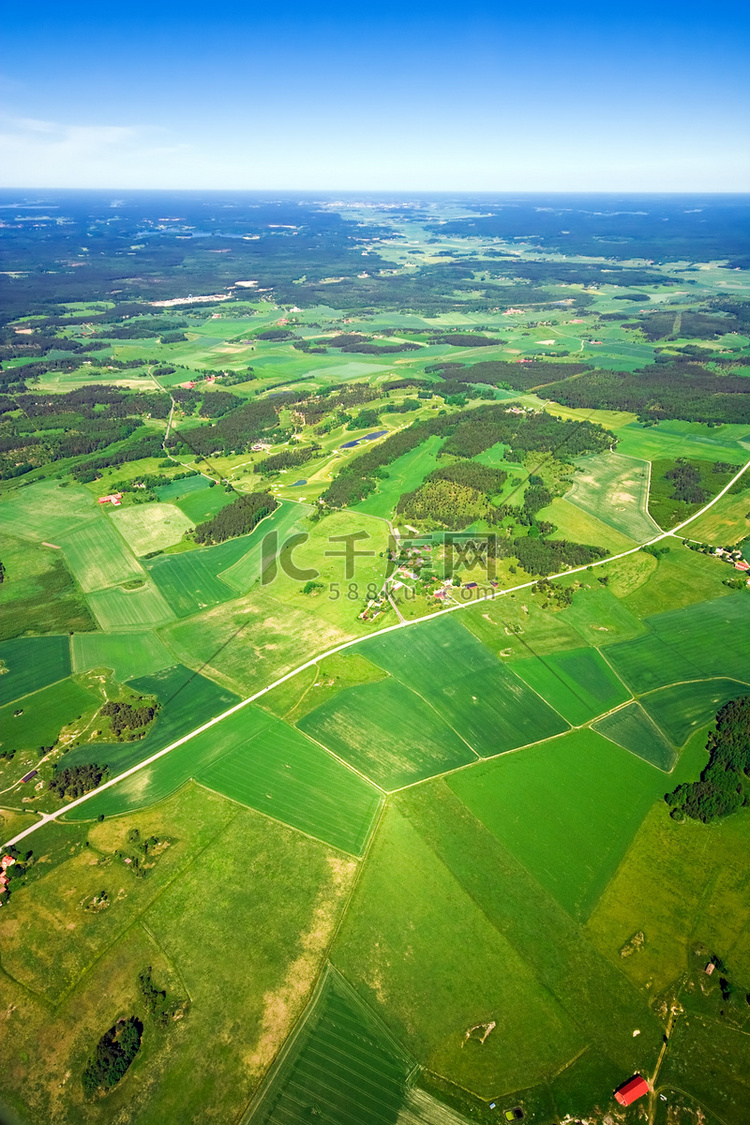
[{"xmin": 192, "ymin": 490, "xmax": 277, "ymax": 545}]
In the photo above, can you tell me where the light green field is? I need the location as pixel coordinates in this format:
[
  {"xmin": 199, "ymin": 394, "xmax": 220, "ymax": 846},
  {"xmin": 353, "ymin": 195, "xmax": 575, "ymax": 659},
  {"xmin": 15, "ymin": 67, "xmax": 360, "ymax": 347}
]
[
  {"xmin": 155, "ymin": 474, "xmax": 211, "ymax": 502},
  {"xmin": 0, "ymin": 635, "xmax": 71, "ymax": 706},
  {"xmin": 557, "ymin": 586, "xmax": 645, "ymax": 646},
  {"xmin": 0, "ymin": 479, "xmax": 100, "ymax": 543},
  {"xmin": 146, "ymin": 541, "xmax": 243, "ymax": 616},
  {"xmin": 0, "ymin": 676, "xmax": 100, "ymax": 757},
  {"xmin": 565, "ymin": 452, "xmax": 659, "ymax": 541},
  {"xmin": 683, "ymin": 486, "xmax": 750, "ymax": 546},
  {"xmin": 298, "ymin": 677, "xmax": 476, "ymax": 790},
  {"xmin": 0, "ymin": 786, "xmax": 357, "ymax": 1125},
  {"xmin": 510, "ymin": 646, "xmax": 631, "ymax": 726},
  {"xmin": 593, "ymin": 701, "xmax": 677, "ymax": 771},
  {"xmin": 160, "ymin": 588, "xmax": 353, "ymax": 696},
  {"xmin": 246, "ymin": 966, "xmax": 416, "ymax": 1125},
  {"xmin": 539, "ymin": 496, "xmax": 636, "ymax": 553},
  {"xmin": 640, "ymin": 678, "xmax": 750, "ymax": 746},
  {"xmin": 353, "ymin": 435, "xmax": 445, "ymax": 520},
  {"xmin": 71, "ymin": 631, "xmax": 175, "ymax": 681},
  {"xmin": 461, "ymin": 593, "xmax": 587, "ymax": 659},
  {"xmin": 448, "ymin": 727, "xmax": 670, "ymax": 921},
  {"xmin": 57, "ymin": 519, "xmax": 144, "ymax": 593},
  {"xmin": 74, "ymin": 702, "xmax": 380, "ymax": 855},
  {"xmin": 586, "ymin": 771, "xmax": 750, "ymax": 998},
  {"xmin": 86, "ymin": 580, "xmax": 176, "ymax": 629},
  {"xmin": 615, "ymin": 419, "xmax": 750, "ymax": 464},
  {"xmin": 197, "ymin": 710, "xmax": 382, "ymax": 855},
  {"xmin": 110, "ymin": 502, "xmax": 194, "ymax": 555},
  {"xmin": 332, "ymin": 805, "xmax": 585, "ymax": 1099},
  {"xmin": 260, "ymin": 651, "xmax": 388, "ymax": 723}
]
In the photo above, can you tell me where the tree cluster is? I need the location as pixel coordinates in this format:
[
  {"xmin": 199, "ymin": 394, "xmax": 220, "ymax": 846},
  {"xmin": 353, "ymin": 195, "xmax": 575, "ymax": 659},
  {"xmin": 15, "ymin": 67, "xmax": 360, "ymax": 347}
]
[
  {"xmin": 192, "ymin": 491, "xmax": 277, "ymax": 545},
  {"xmin": 666, "ymin": 696, "xmax": 750, "ymax": 822},
  {"xmin": 81, "ymin": 1018, "xmax": 143, "ymax": 1098},
  {"xmin": 99, "ymin": 700, "xmax": 158, "ymax": 738},
  {"xmin": 47, "ymin": 762, "xmax": 107, "ymax": 800}
]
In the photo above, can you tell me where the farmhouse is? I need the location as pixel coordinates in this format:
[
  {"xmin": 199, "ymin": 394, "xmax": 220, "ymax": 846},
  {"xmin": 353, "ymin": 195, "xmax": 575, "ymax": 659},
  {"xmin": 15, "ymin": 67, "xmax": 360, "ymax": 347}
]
[
  {"xmin": 98, "ymin": 493, "xmax": 123, "ymax": 506},
  {"xmin": 614, "ymin": 1075, "xmax": 649, "ymax": 1106}
]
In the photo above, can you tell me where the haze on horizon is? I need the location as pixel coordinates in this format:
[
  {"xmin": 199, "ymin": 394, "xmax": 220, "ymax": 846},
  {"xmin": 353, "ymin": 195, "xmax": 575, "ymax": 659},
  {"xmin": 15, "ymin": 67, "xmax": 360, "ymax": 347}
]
[{"xmin": 1, "ymin": 0, "xmax": 749, "ymax": 193}]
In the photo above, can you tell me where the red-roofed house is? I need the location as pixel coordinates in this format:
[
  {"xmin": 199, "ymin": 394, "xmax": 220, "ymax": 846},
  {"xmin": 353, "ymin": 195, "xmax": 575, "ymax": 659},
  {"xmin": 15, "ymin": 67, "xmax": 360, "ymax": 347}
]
[{"xmin": 614, "ymin": 1075, "xmax": 649, "ymax": 1106}]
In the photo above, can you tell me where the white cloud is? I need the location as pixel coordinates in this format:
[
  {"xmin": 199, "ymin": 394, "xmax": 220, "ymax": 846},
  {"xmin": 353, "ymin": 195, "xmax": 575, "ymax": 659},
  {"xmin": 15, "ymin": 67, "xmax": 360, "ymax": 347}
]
[{"xmin": 0, "ymin": 114, "xmax": 190, "ymax": 186}]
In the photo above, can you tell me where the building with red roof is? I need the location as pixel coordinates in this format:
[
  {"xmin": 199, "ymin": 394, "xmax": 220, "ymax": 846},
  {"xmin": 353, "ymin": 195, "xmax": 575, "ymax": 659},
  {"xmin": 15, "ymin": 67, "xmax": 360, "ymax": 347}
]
[{"xmin": 614, "ymin": 1075, "xmax": 649, "ymax": 1106}]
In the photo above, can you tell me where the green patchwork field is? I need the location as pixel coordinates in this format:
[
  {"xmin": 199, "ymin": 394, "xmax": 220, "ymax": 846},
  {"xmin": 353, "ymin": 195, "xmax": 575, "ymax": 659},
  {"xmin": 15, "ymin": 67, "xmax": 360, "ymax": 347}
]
[
  {"xmin": 3, "ymin": 198, "xmax": 750, "ymax": 1125},
  {"xmin": 509, "ymin": 646, "xmax": 631, "ymax": 726}
]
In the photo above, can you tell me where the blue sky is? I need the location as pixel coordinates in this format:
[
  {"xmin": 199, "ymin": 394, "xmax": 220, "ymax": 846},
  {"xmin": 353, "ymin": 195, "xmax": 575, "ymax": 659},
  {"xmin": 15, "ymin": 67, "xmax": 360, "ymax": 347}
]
[{"xmin": 1, "ymin": 0, "xmax": 749, "ymax": 190}]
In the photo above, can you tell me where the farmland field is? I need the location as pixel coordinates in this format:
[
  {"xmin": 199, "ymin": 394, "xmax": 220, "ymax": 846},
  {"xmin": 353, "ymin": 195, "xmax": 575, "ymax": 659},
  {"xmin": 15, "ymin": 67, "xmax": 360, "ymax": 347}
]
[
  {"xmin": 640, "ymin": 678, "xmax": 750, "ymax": 746},
  {"xmin": 0, "ymin": 676, "xmax": 100, "ymax": 758},
  {"xmin": 593, "ymin": 701, "xmax": 677, "ymax": 771},
  {"xmin": 110, "ymin": 502, "xmax": 194, "ymax": 555},
  {"xmin": 71, "ymin": 630, "xmax": 175, "ymax": 681},
  {"xmin": 246, "ymin": 967, "xmax": 416, "ymax": 1125},
  {"xmin": 509, "ymin": 646, "xmax": 631, "ymax": 726},
  {"xmin": 298, "ymin": 677, "xmax": 476, "ymax": 789},
  {"xmin": 58, "ymin": 518, "xmax": 145, "ymax": 592},
  {"xmin": 86, "ymin": 579, "xmax": 176, "ymax": 629},
  {"xmin": 447, "ymin": 728, "xmax": 669, "ymax": 920},
  {"xmin": 565, "ymin": 451, "xmax": 660, "ymax": 541},
  {"xmin": 358, "ymin": 615, "xmax": 570, "ymax": 756},
  {"xmin": 0, "ymin": 535, "xmax": 96, "ymax": 641},
  {"xmin": 0, "ymin": 634, "xmax": 71, "ymax": 706}
]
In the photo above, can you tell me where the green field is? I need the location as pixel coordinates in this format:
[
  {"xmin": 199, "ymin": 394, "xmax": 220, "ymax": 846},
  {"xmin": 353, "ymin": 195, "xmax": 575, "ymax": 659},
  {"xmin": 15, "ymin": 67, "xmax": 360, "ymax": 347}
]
[
  {"xmin": 640, "ymin": 678, "xmax": 750, "ymax": 746},
  {"xmin": 63, "ymin": 664, "xmax": 239, "ymax": 778},
  {"xmin": 0, "ymin": 635, "xmax": 71, "ymax": 706},
  {"xmin": 73, "ymin": 701, "xmax": 381, "ymax": 855},
  {"xmin": 0, "ymin": 676, "xmax": 100, "ymax": 758},
  {"xmin": 605, "ymin": 593, "xmax": 750, "ymax": 692},
  {"xmin": 538, "ymin": 496, "xmax": 636, "ymax": 553},
  {"xmin": 175, "ymin": 484, "xmax": 239, "ymax": 523},
  {"xmin": 509, "ymin": 646, "xmax": 631, "ymax": 726},
  {"xmin": 219, "ymin": 501, "xmax": 309, "ymax": 593},
  {"xmin": 58, "ymin": 518, "xmax": 145, "ymax": 592},
  {"xmin": 448, "ymin": 728, "xmax": 670, "ymax": 920},
  {"xmin": 357, "ymin": 615, "xmax": 569, "ymax": 757},
  {"xmin": 155, "ymin": 474, "xmax": 212, "ymax": 502},
  {"xmin": 332, "ymin": 805, "xmax": 585, "ymax": 1098},
  {"xmin": 0, "ymin": 535, "xmax": 96, "ymax": 641},
  {"xmin": 0, "ymin": 479, "xmax": 100, "ymax": 543},
  {"xmin": 246, "ymin": 967, "xmax": 416, "ymax": 1125},
  {"xmin": 86, "ymin": 580, "xmax": 176, "ymax": 629},
  {"xmin": 353, "ymin": 435, "xmax": 445, "ymax": 520},
  {"xmin": 71, "ymin": 631, "xmax": 175, "ymax": 681},
  {"xmin": 593, "ymin": 701, "xmax": 677, "ymax": 771},
  {"xmin": 298, "ymin": 677, "xmax": 476, "ymax": 790},
  {"xmin": 110, "ymin": 502, "xmax": 194, "ymax": 555},
  {"xmin": 565, "ymin": 452, "xmax": 660, "ymax": 541}
]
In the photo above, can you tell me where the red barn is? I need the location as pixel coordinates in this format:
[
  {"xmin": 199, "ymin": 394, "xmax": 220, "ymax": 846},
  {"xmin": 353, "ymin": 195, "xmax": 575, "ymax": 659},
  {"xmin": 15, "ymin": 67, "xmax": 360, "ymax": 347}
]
[{"xmin": 615, "ymin": 1075, "xmax": 649, "ymax": 1106}]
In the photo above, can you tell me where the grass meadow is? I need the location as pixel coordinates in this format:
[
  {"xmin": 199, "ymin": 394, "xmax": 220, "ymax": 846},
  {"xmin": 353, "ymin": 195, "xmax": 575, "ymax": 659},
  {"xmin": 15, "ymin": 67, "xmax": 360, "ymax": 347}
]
[{"xmin": 0, "ymin": 786, "xmax": 357, "ymax": 1125}]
